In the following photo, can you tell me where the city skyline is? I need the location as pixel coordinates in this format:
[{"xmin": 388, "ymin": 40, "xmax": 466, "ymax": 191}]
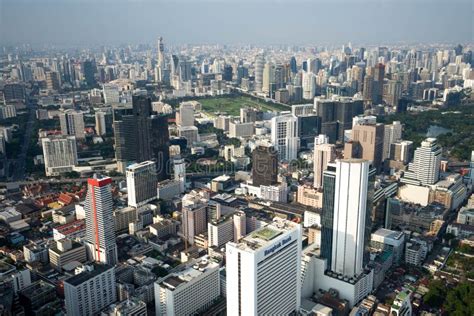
[{"xmin": 1, "ymin": 0, "xmax": 472, "ymax": 46}]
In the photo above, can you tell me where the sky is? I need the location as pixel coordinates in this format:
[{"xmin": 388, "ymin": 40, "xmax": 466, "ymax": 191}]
[{"xmin": 0, "ymin": 0, "xmax": 472, "ymax": 47}]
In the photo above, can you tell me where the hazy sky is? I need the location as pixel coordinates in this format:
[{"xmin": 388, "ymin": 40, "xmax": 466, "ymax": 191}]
[{"xmin": 0, "ymin": 0, "xmax": 472, "ymax": 46}]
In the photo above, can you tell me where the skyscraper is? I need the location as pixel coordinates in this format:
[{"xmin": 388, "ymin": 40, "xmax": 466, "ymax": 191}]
[
  {"xmin": 41, "ymin": 135, "xmax": 78, "ymax": 176},
  {"xmin": 226, "ymin": 219, "xmax": 302, "ymax": 316},
  {"xmin": 126, "ymin": 161, "xmax": 158, "ymax": 207},
  {"xmin": 313, "ymin": 143, "xmax": 336, "ymax": 189},
  {"xmin": 60, "ymin": 109, "xmax": 85, "ymax": 140},
  {"xmin": 157, "ymin": 36, "xmax": 166, "ymax": 83},
  {"xmin": 402, "ymin": 138, "xmax": 442, "ymax": 186},
  {"xmin": 345, "ymin": 123, "xmax": 385, "ymax": 170},
  {"xmin": 254, "ymin": 54, "xmax": 265, "ymax": 92},
  {"xmin": 271, "ymin": 113, "xmax": 299, "ymax": 161},
  {"xmin": 331, "ymin": 159, "xmax": 373, "ymax": 276},
  {"xmin": 84, "ymin": 176, "xmax": 118, "ymax": 265},
  {"xmin": 372, "ymin": 63, "xmax": 385, "ymax": 104},
  {"xmin": 252, "ymin": 145, "xmax": 278, "ymax": 187},
  {"xmin": 321, "ymin": 164, "xmax": 336, "ymax": 267}
]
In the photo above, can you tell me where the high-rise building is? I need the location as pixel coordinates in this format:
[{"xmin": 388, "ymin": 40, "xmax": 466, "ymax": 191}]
[
  {"xmin": 383, "ymin": 121, "xmax": 402, "ymax": 160},
  {"xmin": 254, "ymin": 54, "xmax": 265, "ymax": 92},
  {"xmin": 345, "ymin": 123, "xmax": 384, "ymax": 170},
  {"xmin": 84, "ymin": 176, "xmax": 118, "ymax": 265},
  {"xmin": 390, "ymin": 140, "xmax": 414, "ymax": 164},
  {"xmin": 181, "ymin": 193, "xmax": 208, "ymax": 245},
  {"xmin": 82, "ymin": 60, "xmax": 97, "ymax": 87},
  {"xmin": 302, "ymin": 71, "xmax": 316, "ymax": 100},
  {"xmin": 252, "ymin": 145, "xmax": 278, "ymax": 187},
  {"xmin": 45, "ymin": 71, "xmax": 60, "ymax": 91},
  {"xmin": 402, "ymin": 138, "xmax": 442, "ymax": 186},
  {"xmin": 95, "ymin": 111, "xmax": 111, "ymax": 136},
  {"xmin": 126, "ymin": 161, "xmax": 158, "ymax": 207},
  {"xmin": 226, "ymin": 218, "xmax": 302, "ymax": 316},
  {"xmin": 271, "ymin": 113, "xmax": 299, "ymax": 161},
  {"xmin": 321, "ymin": 164, "xmax": 337, "ymax": 267},
  {"xmin": 157, "ymin": 36, "xmax": 166, "ymax": 83},
  {"xmin": 41, "ymin": 135, "xmax": 78, "ymax": 176},
  {"xmin": 64, "ymin": 264, "xmax": 116, "ymax": 316},
  {"xmin": 102, "ymin": 297, "xmax": 147, "ymax": 316},
  {"xmin": 177, "ymin": 102, "xmax": 195, "ymax": 127},
  {"xmin": 372, "ymin": 63, "xmax": 385, "ymax": 104},
  {"xmin": 102, "ymin": 84, "xmax": 120, "ymax": 104},
  {"xmin": 331, "ymin": 159, "xmax": 373, "ymax": 277},
  {"xmin": 60, "ymin": 109, "xmax": 85, "ymax": 139},
  {"xmin": 313, "ymin": 143, "xmax": 336, "ymax": 189},
  {"xmin": 155, "ymin": 257, "xmax": 220, "ymax": 316},
  {"xmin": 262, "ymin": 61, "xmax": 274, "ymax": 95}
]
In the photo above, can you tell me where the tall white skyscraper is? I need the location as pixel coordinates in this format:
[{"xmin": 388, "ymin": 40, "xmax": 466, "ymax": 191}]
[
  {"xmin": 226, "ymin": 218, "xmax": 302, "ymax": 316},
  {"xmin": 332, "ymin": 159, "xmax": 370, "ymax": 277},
  {"xmin": 64, "ymin": 264, "xmax": 116, "ymax": 316},
  {"xmin": 126, "ymin": 161, "xmax": 158, "ymax": 207},
  {"xmin": 271, "ymin": 112, "xmax": 299, "ymax": 161},
  {"xmin": 383, "ymin": 121, "xmax": 402, "ymax": 160},
  {"xmin": 254, "ymin": 54, "xmax": 265, "ymax": 92},
  {"xmin": 313, "ymin": 143, "xmax": 336, "ymax": 189},
  {"xmin": 59, "ymin": 109, "xmax": 85, "ymax": 139},
  {"xmin": 302, "ymin": 71, "xmax": 316, "ymax": 100},
  {"xmin": 403, "ymin": 138, "xmax": 442, "ymax": 186},
  {"xmin": 262, "ymin": 61, "xmax": 274, "ymax": 95},
  {"xmin": 157, "ymin": 36, "xmax": 165, "ymax": 83},
  {"xmin": 84, "ymin": 176, "xmax": 118, "ymax": 265},
  {"xmin": 95, "ymin": 111, "xmax": 108, "ymax": 136},
  {"xmin": 41, "ymin": 135, "xmax": 78, "ymax": 176}
]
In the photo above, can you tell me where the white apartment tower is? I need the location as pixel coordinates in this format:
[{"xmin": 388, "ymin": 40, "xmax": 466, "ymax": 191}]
[
  {"xmin": 254, "ymin": 54, "xmax": 265, "ymax": 92},
  {"xmin": 226, "ymin": 218, "xmax": 302, "ymax": 316},
  {"xmin": 59, "ymin": 109, "xmax": 85, "ymax": 139},
  {"xmin": 332, "ymin": 159, "xmax": 370, "ymax": 277},
  {"xmin": 177, "ymin": 102, "xmax": 195, "ymax": 127},
  {"xmin": 84, "ymin": 176, "xmax": 118, "ymax": 265},
  {"xmin": 41, "ymin": 135, "xmax": 78, "ymax": 176},
  {"xmin": 126, "ymin": 161, "xmax": 158, "ymax": 207},
  {"xmin": 271, "ymin": 112, "xmax": 299, "ymax": 161}
]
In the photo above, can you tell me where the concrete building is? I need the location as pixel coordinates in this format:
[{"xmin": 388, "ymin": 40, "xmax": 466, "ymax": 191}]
[
  {"xmin": 297, "ymin": 185, "xmax": 323, "ymax": 209},
  {"xmin": 208, "ymin": 215, "xmax": 234, "ymax": 247},
  {"xmin": 383, "ymin": 121, "xmax": 402, "ymax": 160},
  {"xmin": 226, "ymin": 219, "xmax": 302, "ymax": 316},
  {"xmin": 60, "ymin": 109, "xmax": 85, "ymax": 139},
  {"xmin": 178, "ymin": 126, "xmax": 199, "ymax": 147},
  {"xmin": 101, "ymin": 297, "xmax": 147, "ymax": 316},
  {"xmin": 370, "ymin": 228, "xmax": 405, "ymax": 264},
  {"xmin": 64, "ymin": 264, "xmax": 116, "ymax": 316},
  {"xmin": 314, "ymin": 143, "xmax": 336, "ymax": 189},
  {"xmin": 157, "ymin": 179, "xmax": 181, "ymax": 200},
  {"xmin": 390, "ymin": 288, "xmax": 413, "ymax": 316},
  {"xmin": 41, "ymin": 135, "xmax": 78, "ymax": 176},
  {"xmin": 182, "ymin": 192, "xmax": 209, "ymax": 245},
  {"xmin": 155, "ymin": 257, "xmax": 220, "ymax": 316},
  {"xmin": 345, "ymin": 123, "xmax": 384, "ymax": 170},
  {"xmin": 177, "ymin": 102, "xmax": 195, "ymax": 127},
  {"xmin": 252, "ymin": 145, "xmax": 278, "ymax": 187},
  {"xmin": 390, "ymin": 140, "xmax": 414, "ymax": 164},
  {"xmin": 49, "ymin": 239, "xmax": 87, "ymax": 270},
  {"xmin": 229, "ymin": 121, "xmax": 254, "ymax": 138},
  {"xmin": 126, "ymin": 161, "xmax": 158, "ymax": 208}
]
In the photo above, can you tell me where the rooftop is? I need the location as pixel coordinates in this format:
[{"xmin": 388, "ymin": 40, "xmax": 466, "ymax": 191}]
[{"xmin": 64, "ymin": 264, "xmax": 113, "ymax": 287}]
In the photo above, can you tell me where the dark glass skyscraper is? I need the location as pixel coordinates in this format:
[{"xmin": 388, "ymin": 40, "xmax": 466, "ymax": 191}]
[
  {"xmin": 321, "ymin": 165, "xmax": 336, "ymax": 268},
  {"xmin": 252, "ymin": 145, "xmax": 278, "ymax": 187}
]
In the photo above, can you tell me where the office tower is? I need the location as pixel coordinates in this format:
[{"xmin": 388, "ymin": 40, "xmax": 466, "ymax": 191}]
[
  {"xmin": 208, "ymin": 216, "xmax": 234, "ymax": 247},
  {"xmin": 150, "ymin": 114, "xmax": 171, "ymax": 181},
  {"xmin": 254, "ymin": 54, "xmax": 265, "ymax": 92},
  {"xmin": 126, "ymin": 161, "xmax": 158, "ymax": 207},
  {"xmin": 60, "ymin": 109, "xmax": 85, "ymax": 139},
  {"xmin": 113, "ymin": 105, "xmax": 136, "ymax": 173},
  {"xmin": 362, "ymin": 75, "xmax": 373, "ymax": 103},
  {"xmin": 331, "ymin": 159, "xmax": 372, "ymax": 276},
  {"xmin": 173, "ymin": 158, "xmax": 186, "ymax": 192},
  {"xmin": 240, "ymin": 107, "xmax": 261, "ymax": 123},
  {"xmin": 307, "ymin": 58, "xmax": 321, "ymax": 74},
  {"xmin": 321, "ymin": 164, "xmax": 336, "ymax": 267},
  {"xmin": 383, "ymin": 121, "xmax": 402, "ymax": 160},
  {"xmin": 45, "ymin": 71, "xmax": 60, "ymax": 91},
  {"xmin": 3, "ymin": 83, "xmax": 26, "ymax": 101},
  {"xmin": 82, "ymin": 60, "xmax": 97, "ymax": 87},
  {"xmin": 223, "ymin": 64, "xmax": 233, "ymax": 81},
  {"xmin": 290, "ymin": 56, "xmax": 297, "ymax": 74},
  {"xmin": 155, "ymin": 257, "xmax": 220, "ymax": 316},
  {"xmin": 49, "ymin": 239, "xmax": 87, "ymax": 270},
  {"xmin": 84, "ymin": 176, "xmax": 118, "ymax": 265},
  {"xmin": 102, "ymin": 84, "xmax": 120, "ymax": 104},
  {"xmin": 345, "ymin": 123, "xmax": 384, "ymax": 170},
  {"xmin": 94, "ymin": 111, "xmax": 111, "ymax": 136},
  {"xmin": 226, "ymin": 219, "xmax": 302, "ymax": 316},
  {"xmin": 41, "ymin": 135, "xmax": 78, "ymax": 176},
  {"xmin": 403, "ymin": 138, "xmax": 442, "ymax": 186},
  {"xmin": 157, "ymin": 36, "xmax": 166, "ymax": 83},
  {"xmin": 252, "ymin": 145, "xmax": 278, "ymax": 187},
  {"xmin": 271, "ymin": 113, "xmax": 299, "ymax": 161},
  {"xmin": 313, "ymin": 143, "xmax": 336, "ymax": 189},
  {"xmin": 64, "ymin": 264, "xmax": 116, "ymax": 316},
  {"xmin": 390, "ymin": 140, "xmax": 414, "ymax": 164},
  {"xmin": 181, "ymin": 193, "xmax": 208, "ymax": 245},
  {"xmin": 372, "ymin": 63, "xmax": 385, "ymax": 104},
  {"xmin": 177, "ymin": 102, "xmax": 195, "ymax": 127}
]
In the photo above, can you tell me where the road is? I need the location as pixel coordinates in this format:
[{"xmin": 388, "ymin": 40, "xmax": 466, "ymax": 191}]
[{"xmin": 10, "ymin": 102, "xmax": 37, "ymax": 181}]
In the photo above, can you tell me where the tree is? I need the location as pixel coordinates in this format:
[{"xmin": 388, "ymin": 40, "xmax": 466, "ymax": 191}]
[{"xmin": 424, "ymin": 280, "xmax": 446, "ymax": 308}]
